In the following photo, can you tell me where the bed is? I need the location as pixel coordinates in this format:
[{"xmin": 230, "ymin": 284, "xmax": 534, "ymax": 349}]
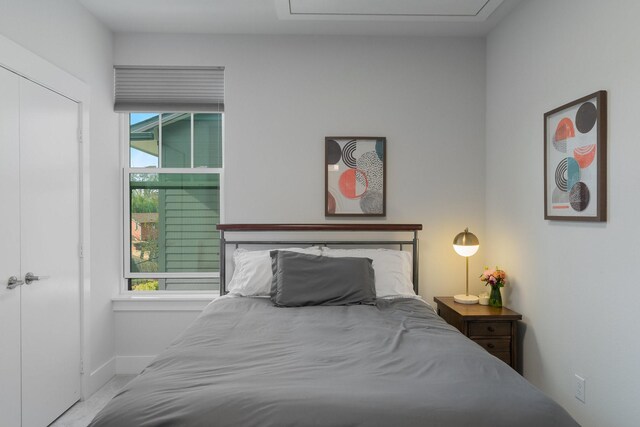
[{"xmin": 90, "ymin": 224, "xmax": 578, "ymax": 427}]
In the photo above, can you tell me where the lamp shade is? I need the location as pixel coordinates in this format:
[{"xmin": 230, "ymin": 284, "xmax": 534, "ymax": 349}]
[{"xmin": 453, "ymin": 228, "xmax": 479, "ymax": 257}]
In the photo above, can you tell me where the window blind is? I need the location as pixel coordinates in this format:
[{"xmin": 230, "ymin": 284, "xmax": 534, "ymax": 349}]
[{"xmin": 114, "ymin": 66, "xmax": 224, "ymax": 112}]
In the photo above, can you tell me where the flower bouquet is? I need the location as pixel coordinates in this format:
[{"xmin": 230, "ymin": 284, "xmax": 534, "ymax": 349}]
[{"xmin": 480, "ymin": 267, "xmax": 506, "ymax": 307}]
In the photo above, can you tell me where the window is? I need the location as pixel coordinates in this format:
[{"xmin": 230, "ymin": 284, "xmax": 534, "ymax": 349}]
[{"xmin": 124, "ymin": 112, "xmax": 223, "ymax": 292}]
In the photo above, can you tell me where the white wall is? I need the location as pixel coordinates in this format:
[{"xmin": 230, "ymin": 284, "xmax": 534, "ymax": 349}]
[
  {"xmin": 113, "ymin": 309, "xmax": 202, "ymax": 374},
  {"xmin": 113, "ymin": 34, "xmax": 488, "ymax": 362},
  {"xmin": 0, "ymin": 0, "xmax": 119, "ymax": 395},
  {"xmin": 486, "ymin": 1, "xmax": 640, "ymax": 425}
]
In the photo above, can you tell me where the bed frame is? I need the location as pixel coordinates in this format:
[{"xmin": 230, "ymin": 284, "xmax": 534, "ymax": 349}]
[{"xmin": 216, "ymin": 224, "xmax": 423, "ymax": 296}]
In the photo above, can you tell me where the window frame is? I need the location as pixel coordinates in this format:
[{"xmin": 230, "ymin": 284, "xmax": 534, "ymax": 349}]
[{"xmin": 120, "ymin": 112, "xmax": 224, "ymax": 293}]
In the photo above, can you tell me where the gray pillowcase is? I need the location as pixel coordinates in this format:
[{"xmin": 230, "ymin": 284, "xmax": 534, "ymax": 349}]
[{"xmin": 270, "ymin": 250, "xmax": 376, "ymax": 307}]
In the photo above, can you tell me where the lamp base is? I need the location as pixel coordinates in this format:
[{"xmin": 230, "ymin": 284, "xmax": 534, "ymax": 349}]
[{"xmin": 454, "ymin": 294, "xmax": 479, "ymax": 304}]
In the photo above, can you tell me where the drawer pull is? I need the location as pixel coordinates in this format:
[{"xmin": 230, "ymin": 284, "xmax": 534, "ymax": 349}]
[
  {"xmin": 487, "ymin": 326, "xmax": 495, "ymax": 332},
  {"xmin": 487, "ymin": 343, "xmax": 495, "ymax": 349}
]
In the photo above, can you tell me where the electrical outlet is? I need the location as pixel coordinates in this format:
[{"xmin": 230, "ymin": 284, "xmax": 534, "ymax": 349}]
[{"xmin": 575, "ymin": 374, "xmax": 586, "ymax": 403}]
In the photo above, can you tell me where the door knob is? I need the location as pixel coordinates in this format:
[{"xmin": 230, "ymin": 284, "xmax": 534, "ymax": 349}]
[
  {"xmin": 7, "ymin": 276, "xmax": 24, "ymax": 290},
  {"xmin": 25, "ymin": 272, "xmax": 48, "ymax": 285}
]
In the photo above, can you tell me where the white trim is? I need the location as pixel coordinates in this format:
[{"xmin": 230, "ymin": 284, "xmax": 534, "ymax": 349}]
[
  {"xmin": 122, "ymin": 167, "xmax": 131, "ymax": 284},
  {"xmin": 190, "ymin": 113, "xmax": 194, "ymax": 167},
  {"xmin": 0, "ymin": 34, "xmax": 93, "ymax": 400},
  {"xmin": 112, "ymin": 295, "xmax": 216, "ymax": 311},
  {"xmin": 0, "ymin": 36, "xmax": 86, "ymax": 101},
  {"xmin": 115, "ymin": 356, "xmax": 155, "ymax": 375},
  {"xmin": 86, "ymin": 358, "xmax": 116, "ymax": 398},
  {"xmin": 275, "ymin": 0, "xmax": 505, "ymax": 22},
  {"xmin": 220, "ymin": 114, "xmax": 225, "ymax": 223},
  {"xmin": 127, "ymin": 167, "xmax": 224, "ymax": 174},
  {"xmin": 127, "ymin": 272, "xmax": 220, "ymax": 279},
  {"xmin": 120, "ymin": 115, "xmax": 127, "ymax": 290},
  {"xmin": 121, "ymin": 112, "xmax": 224, "ymax": 289}
]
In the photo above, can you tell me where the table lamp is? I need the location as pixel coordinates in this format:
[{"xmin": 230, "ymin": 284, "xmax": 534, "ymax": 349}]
[{"xmin": 453, "ymin": 227, "xmax": 480, "ymax": 304}]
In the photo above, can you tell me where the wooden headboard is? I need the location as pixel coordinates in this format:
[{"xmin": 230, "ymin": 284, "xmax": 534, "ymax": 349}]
[{"xmin": 216, "ymin": 223, "xmax": 423, "ymax": 296}]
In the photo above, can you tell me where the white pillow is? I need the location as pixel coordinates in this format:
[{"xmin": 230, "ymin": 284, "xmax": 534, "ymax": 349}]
[
  {"xmin": 321, "ymin": 247, "xmax": 415, "ymax": 298},
  {"xmin": 227, "ymin": 247, "xmax": 322, "ymax": 296}
]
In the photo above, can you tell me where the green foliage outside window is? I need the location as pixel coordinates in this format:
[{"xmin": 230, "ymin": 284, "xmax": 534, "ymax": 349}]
[{"xmin": 131, "ymin": 279, "xmax": 159, "ymax": 291}]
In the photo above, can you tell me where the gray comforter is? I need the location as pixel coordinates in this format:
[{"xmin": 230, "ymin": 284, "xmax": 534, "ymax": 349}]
[{"xmin": 90, "ymin": 297, "xmax": 578, "ymax": 427}]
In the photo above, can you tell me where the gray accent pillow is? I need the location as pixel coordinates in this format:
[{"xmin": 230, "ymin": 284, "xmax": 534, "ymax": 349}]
[{"xmin": 270, "ymin": 251, "xmax": 376, "ymax": 307}]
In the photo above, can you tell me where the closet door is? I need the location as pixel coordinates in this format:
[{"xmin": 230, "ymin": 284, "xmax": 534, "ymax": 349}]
[
  {"xmin": 19, "ymin": 78, "xmax": 81, "ymax": 427},
  {"xmin": 0, "ymin": 67, "xmax": 22, "ymax": 427}
]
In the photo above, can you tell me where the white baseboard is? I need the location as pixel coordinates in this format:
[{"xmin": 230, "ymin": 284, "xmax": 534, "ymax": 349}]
[
  {"xmin": 116, "ymin": 355, "xmax": 155, "ymax": 375},
  {"xmin": 86, "ymin": 357, "xmax": 116, "ymax": 398}
]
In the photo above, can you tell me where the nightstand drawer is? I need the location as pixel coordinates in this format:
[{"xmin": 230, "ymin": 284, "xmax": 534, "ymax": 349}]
[
  {"xmin": 473, "ymin": 338, "xmax": 510, "ymax": 352},
  {"xmin": 468, "ymin": 321, "xmax": 511, "ymax": 337}
]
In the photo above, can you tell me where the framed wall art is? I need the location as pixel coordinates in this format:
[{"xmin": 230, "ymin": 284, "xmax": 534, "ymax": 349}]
[
  {"xmin": 544, "ymin": 91, "xmax": 607, "ymax": 221},
  {"xmin": 325, "ymin": 137, "xmax": 386, "ymax": 217}
]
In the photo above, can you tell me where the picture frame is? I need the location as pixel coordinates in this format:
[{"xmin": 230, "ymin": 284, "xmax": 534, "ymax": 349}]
[
  {"xmin": 544, "ymin": 91, "xmax": 607, "ymax": 221},
  {"xmin": 325, "ymin": 137, "xmax": 386, "ymax": 217}
]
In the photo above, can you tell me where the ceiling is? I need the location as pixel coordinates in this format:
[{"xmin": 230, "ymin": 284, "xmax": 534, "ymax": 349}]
[{"xmin": 78, "ymin": 0, "xmax": 523, "ymax": 37}]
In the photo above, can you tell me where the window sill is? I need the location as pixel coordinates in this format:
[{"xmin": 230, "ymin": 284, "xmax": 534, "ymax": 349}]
[{"xmin": 112, "ymin": 294, "xmax": 218, "ymax": 312}]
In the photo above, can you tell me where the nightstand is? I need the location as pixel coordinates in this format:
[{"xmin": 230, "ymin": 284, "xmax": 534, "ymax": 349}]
[{"xmin": 433, "ymin": 296, "xmax": 522, "ymax": 371}]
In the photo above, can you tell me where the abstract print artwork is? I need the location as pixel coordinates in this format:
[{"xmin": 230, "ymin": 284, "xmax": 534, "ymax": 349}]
[
  {"xmin": 544, "ymin": 91, "xmax": 607, "ymax": 221},
  {"xmin": 325, "ymin": 137, "xmax": 386, "ymax": 216}
]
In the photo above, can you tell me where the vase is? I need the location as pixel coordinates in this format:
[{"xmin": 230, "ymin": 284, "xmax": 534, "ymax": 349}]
[{"xmin": 489, "ymin": 286, "xmax": 502, "ymax": 308}]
